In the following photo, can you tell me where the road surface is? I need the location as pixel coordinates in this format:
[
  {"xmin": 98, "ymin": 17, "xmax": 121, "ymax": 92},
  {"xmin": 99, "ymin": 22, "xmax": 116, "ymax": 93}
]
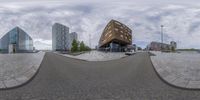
[{"xmin": 0, "ymin": 52, "xmax": 200, "ymax": 100}]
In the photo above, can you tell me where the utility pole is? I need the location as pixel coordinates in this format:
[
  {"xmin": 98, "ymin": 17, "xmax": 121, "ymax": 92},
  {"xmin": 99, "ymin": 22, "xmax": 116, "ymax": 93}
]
[
  {"xmin": 161, "ymin": 25, "xmax": 164, "ymax": 52},
  {"xmin": 89, "ymin": 34, "xmax": 91, "ymax": 53}
]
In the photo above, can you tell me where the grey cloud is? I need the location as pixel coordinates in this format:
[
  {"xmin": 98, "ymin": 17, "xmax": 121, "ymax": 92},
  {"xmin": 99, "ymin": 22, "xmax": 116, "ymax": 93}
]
[
  {"xmin": 188, "ymin": 22, "xmax": 200, "ymax": 34},
  {"xmin": 0, "ymin": 1, "xmax": 200, "ymax": 49}
]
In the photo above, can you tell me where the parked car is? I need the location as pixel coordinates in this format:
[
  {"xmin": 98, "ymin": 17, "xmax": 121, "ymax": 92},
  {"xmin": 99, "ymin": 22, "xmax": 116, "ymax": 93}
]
[{"xmin": 125, "ymin": 50, "xmax": 136, "ymax": 55}]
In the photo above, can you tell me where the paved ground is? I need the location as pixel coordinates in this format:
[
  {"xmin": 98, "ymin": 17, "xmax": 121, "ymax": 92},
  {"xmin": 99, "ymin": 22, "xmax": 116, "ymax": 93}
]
[
  {"xmin": 151, "ymin": 51, "xmax": 200, "ymax": 89},
  {"xmin": 58, "ymin": 50, "xmax": 127, "ymax": 61},
  {"xmin": 0, "ymin": 52, "xmax": 200, "ymax": 100},
  {"xmin": 0, "ymin": 52, "xmax": 45, "ymax": 89}
]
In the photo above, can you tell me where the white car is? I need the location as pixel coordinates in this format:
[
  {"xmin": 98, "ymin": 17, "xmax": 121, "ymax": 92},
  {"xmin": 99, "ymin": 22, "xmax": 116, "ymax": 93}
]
[{"xmin": 125, "ymin": 50, "xmax": 136, "ymax": 55}]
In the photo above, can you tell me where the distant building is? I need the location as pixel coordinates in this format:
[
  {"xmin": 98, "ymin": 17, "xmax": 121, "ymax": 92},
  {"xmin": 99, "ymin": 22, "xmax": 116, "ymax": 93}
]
[
  {"xmin": 98, "ymin": 19, "xmax": 132, "ymax": 52},
  {"xmin": 52, "ymin": 23, "xmax": 78, "ymax": 51},
  {"xmin": 0, "ymin": 27, "xmax": 33, "ymax": 53},
  {"xmin": 52, "ymin": 23, "xmax": 70, "ymax": 51},
  {"xmin": 70, "ymin": 32, "xmax": 78, "ymax": 41},
  {"xmin": 146, "ymin": 41, "xmax": 177, "ymax": 51},
  {"xmin": 170, "ymin": 41, "xmax": 177, "ymax": 49},
  {"xmin": 69, "ymin": 32, "xmax": 78, "ymax": 49}
]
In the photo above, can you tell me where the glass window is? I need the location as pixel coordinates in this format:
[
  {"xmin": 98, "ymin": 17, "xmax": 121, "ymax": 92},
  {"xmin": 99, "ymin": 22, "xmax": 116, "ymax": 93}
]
[{"xmin": 9, "ymin": 30, "xmax": 17, "ymax": 44}]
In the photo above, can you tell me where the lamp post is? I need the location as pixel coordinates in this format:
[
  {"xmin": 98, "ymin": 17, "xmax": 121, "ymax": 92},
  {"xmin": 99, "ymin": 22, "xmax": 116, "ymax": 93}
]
[
  {"xmin": 89, "ymin": 34, "xmax": 91, "ymax": 48},
  {"xmin": 89, "ymin": 34, "xmax": 91, "ymax": 53},
  {"xmin": 161, "ymin": 25, "xmax": 164, "ymax": 52}
]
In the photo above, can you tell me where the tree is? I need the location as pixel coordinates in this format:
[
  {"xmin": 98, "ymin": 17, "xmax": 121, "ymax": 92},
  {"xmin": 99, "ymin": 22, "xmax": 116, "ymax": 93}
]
[
  {"xmin": 80, "ymin": 41, "xmax": 85, "ymax": 51},
  {"xmin": 171, "ymin": 46, "xmax": 175, "ymax": 52},
  {"xmin": 137, "ymin": 47, "xmax": 142, "ymax": 50},
  {"xmin": 71, "ymin": 39, "xmax": 78, "ymax": 52},
  {"xmin": 85, "ymin": 46, "xmax": 91, "ymax": 51}
]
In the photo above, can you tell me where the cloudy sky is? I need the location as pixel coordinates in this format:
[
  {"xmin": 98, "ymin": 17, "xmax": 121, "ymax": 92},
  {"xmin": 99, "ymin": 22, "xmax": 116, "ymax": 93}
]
[{"xmin": 0, "ymin": 0, "xmax": 200, "ymax": 49}]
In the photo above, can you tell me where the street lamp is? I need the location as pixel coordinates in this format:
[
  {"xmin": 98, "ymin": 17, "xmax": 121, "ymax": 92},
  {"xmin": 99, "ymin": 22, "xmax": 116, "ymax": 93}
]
[
  {"xmin": 89, "ymin": 34, "xmax": 91, "ymax": 48},
  {"xmin": 161, "ymin": 25, "xmax": 164, "ymax": 52},
  {"xmin": 89, "ymin": 34, "xmax": 91, "ymax": 53}
]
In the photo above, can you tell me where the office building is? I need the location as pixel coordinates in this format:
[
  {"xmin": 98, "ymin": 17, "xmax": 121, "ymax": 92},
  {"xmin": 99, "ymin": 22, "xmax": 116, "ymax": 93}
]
[
  {"xmin": 52, "ymin": 23, "xmax": 78, "ymax": 51},
  {"xmin": 52, "ymin": 23, "xmax": 70, "ymax": 51},
  {"xmin": 99, "ymin": 19, "xmax": 132, "ymax": 52},
  {"xmin": 146, "ymin": 41, "xmax": 177, "ymax": 51},
  {"xmin": 0, "ymin": 27, "xmax": 33, "ymax": 53}
]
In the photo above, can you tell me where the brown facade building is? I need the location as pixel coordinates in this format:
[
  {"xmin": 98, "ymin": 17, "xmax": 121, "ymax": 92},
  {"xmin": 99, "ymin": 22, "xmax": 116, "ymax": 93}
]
[{"xmin": 99, "ymin": 20, "xmax": 132, "ymax": 52}]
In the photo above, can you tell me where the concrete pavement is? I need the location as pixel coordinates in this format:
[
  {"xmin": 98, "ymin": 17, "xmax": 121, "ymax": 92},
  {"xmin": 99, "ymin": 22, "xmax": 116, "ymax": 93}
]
[
  {"xmin": 0, "ymin": 52, "xmax": 45, "ymax": 89},
  {"xmin": 151, "ymin": 51, "xmax": 200, "ymax": 89},
  {"xmin": 56, "ymin": 50, "xmax": 127, "ymax": 61},
  {"xmin": 0, "ymin": 52, "xmax": 200, "ymax": 100}
]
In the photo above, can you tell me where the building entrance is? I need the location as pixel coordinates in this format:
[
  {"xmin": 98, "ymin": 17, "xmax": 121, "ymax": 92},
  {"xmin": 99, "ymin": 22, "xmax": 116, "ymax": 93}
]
[{"xmin": 9, "ymin": 44, "xmax": 16, "ymax": 53}]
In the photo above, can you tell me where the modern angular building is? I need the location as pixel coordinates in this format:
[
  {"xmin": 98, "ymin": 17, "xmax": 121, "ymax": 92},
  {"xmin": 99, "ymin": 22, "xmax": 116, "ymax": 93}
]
[
  {"xmin": 52, "ymin": 23, "xmax": 78, "ymax": 51},
  {"xmin": 0, "ymin": 27, "xmax": 33, "ymax": 53},
  {"xmin": 99, "ymin": 19, "xmax": 132, "ymax": 52}
]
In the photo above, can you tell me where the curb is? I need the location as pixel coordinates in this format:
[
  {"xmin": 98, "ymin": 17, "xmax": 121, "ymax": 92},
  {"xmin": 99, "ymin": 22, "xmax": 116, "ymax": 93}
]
[{"xmin": 53, "ymin": 52, "xmax": 129, "ymax": 62}]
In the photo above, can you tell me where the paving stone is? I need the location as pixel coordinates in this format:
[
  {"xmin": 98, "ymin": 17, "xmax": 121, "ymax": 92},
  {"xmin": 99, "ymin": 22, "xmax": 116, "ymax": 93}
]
[
  {"xmin": 33, "ymin": 65, "xmax": 40, "ymax": 70},
  {"xmin": 172, "ymin": 77, "xmax": 189, "ymax": 87},
  {"xmin": 163, "ymin": 74, "xmax": 178, "ymax": 83},
  {"xmin": 4, "ymin": 78, "xmax": 19, "ymax": 88},
  {"xmin": 187, "ymin": 81, "xmax": 200, "ymax": 88},
  {"xmin": 159, "ymin": 69, "xmax": 170, "ymax": 78},
  {"xmin": 0, "ymin": 52, "xmax": 45, "ymax": 89},
  {"xmin": 23, "ymin": 67, "xmax": 37, "ymax": 79},
  {"xmin": 0, "ymin": 81, "xmax": 6, "ymax": 88},
  {"xmin": 15, "ymin": 75, "xmax": 29, "ymax": 85},
  {"xmin": 151, "ymin": 51, "xmax": 200, "ymax": 89}
]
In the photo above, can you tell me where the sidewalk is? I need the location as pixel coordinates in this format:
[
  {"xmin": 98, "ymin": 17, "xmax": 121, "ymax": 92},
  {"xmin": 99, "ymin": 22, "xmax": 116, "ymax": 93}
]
[
  {"xmin": 150, "ymin": 51, "xmax": 200, "ymax": 89},
  {"xmin": 0, "ymin": 52, "xmax": 45, "ymax": 89},
  {"xmin": 56, "ymin": 50, "xmax": 127, "ymax": 61}
]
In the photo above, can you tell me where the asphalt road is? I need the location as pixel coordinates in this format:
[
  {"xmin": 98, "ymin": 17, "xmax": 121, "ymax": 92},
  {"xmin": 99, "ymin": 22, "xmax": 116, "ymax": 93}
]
[{"xmin": 0, "ymin": 52, "xmax": 200, "ymax": 100}]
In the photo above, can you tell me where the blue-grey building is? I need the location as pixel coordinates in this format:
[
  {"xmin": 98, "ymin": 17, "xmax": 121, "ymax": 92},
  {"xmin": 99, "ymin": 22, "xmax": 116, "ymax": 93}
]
[
  {"xmin": 0, "ymin": 27, "xmax": 33, "ymax": 53},
  {"xmin": 69, "ymin": 32, "xmax": 78, "ymax": 49},
  {"xmin": 52, "ymin": 23, "xmax": 70, "ymax": 51},
  {"xmin": 52, "ymin": 23, "xmax": 78, "ymax": 51}
]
